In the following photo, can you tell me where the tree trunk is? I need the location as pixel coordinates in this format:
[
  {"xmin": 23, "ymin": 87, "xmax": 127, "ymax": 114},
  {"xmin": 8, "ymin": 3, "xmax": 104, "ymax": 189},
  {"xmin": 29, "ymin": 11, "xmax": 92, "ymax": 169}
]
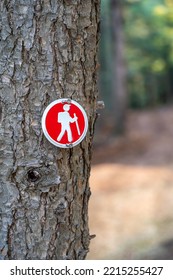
[
  {"xmin": 0, "ymin": 0, "xmax": 100, "ymax": 260},
  {"xmin": 111, "ymin": 0, "xmax": 127, "ymax": 134}
]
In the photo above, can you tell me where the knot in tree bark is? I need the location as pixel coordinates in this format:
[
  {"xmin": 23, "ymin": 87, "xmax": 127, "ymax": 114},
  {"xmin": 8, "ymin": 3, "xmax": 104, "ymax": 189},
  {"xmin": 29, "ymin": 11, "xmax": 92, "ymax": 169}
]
[{"xmin": 27, "ymin": 169, "xmax": 41, "ymax": 182}]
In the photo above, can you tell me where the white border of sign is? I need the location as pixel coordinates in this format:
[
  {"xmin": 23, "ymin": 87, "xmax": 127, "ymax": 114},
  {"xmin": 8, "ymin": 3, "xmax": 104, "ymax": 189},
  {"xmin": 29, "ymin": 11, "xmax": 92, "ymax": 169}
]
[{"xmin": 41, "ymin": 98, "xmax": 88, "ymax": 148}]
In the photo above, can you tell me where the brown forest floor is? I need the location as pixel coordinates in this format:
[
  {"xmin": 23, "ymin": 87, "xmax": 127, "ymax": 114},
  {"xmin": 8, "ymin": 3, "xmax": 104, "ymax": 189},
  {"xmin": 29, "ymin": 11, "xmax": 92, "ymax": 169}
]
[{"xmin": 87, "ymin": 106, "xmax": 173, "ymax": 259}]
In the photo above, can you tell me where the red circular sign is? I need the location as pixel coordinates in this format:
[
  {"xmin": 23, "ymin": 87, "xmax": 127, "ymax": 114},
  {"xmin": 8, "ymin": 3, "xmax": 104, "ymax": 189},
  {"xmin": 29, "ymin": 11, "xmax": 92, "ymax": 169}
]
[{"xmin": 42, "ymin": 99, "xmax": 88, "ymax": 148}]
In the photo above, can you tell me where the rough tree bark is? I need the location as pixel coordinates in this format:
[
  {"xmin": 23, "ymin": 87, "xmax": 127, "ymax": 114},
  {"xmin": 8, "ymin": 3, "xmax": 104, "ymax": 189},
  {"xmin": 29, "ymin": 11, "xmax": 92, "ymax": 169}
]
[{"xmin": 0, "ymin": 0, "xmax": 100, "ymax": 260}]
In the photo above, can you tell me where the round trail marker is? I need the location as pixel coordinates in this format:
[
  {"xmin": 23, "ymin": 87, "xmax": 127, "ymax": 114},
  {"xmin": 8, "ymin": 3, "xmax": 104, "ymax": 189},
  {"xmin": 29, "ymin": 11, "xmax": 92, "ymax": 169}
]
[{"xmin": 41, "ymin": 99, "xmax": 88, "ymax": 148}]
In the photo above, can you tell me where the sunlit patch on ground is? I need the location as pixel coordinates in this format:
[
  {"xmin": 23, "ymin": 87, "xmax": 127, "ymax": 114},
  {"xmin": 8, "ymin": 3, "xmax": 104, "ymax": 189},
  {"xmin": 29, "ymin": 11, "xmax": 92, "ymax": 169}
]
[{"xmin": 87, "ymin": 107, "xmax": 173, "ymax": 259}]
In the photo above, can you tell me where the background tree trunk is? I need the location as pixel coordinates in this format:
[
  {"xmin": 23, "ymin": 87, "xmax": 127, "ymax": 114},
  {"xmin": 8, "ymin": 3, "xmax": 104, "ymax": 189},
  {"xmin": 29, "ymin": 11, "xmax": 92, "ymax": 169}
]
[
  {"xmin": 0, "ymin": 0, "xmax": 100, "ymax": 260},
  {"xmin": 111, "ymin": 0, "xmax": 127, "ymax": 134}
]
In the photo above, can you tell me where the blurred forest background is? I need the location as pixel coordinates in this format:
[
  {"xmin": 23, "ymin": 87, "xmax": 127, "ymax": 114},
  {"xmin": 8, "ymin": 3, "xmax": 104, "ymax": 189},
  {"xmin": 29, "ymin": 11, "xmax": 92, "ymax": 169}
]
[{"xmin": 88, "ymin": 0, "xmax": 173, "ymax": 259}]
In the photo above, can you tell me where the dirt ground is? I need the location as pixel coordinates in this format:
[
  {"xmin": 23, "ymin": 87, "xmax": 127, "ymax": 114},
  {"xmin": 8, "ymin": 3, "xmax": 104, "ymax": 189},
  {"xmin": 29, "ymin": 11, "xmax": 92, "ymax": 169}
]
[{"xmin": 87, "ymin": 106, "xmax": 173, "ymax": 259}]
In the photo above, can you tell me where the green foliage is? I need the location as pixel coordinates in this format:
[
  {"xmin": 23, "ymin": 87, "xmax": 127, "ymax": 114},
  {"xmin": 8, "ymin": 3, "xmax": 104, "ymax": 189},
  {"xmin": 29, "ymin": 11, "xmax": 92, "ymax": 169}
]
[
  {"xmin": 100, "ymin": 0, "xmax": 173, "ymax": 109},
  {"xmin": 124, "ymin": 0, "xmax": 173, "ymax": 108}
]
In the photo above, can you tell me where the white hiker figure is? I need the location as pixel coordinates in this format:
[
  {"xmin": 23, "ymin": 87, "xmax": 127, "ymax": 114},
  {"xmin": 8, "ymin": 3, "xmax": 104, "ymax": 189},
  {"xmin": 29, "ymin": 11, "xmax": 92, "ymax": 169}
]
[{"xmin": 57, "ymin": 104, "xmax": 80, "ymax": 142}]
